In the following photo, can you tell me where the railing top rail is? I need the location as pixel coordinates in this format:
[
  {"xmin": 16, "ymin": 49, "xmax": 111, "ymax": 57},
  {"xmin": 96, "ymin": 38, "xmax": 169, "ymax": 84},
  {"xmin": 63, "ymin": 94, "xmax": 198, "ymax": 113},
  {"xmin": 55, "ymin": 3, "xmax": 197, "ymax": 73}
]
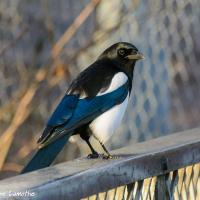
[{"xmin": 0, "ymin": 128, "xmax": 200, "ymax": 200}]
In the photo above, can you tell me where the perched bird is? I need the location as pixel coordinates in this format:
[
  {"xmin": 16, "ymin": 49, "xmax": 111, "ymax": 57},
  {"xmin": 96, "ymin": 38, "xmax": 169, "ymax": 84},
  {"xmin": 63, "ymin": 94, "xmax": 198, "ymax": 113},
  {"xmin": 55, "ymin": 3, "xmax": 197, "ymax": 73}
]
[{"xmin": 21, "ymin": 42, "xmax": 144, "ymax": 174}]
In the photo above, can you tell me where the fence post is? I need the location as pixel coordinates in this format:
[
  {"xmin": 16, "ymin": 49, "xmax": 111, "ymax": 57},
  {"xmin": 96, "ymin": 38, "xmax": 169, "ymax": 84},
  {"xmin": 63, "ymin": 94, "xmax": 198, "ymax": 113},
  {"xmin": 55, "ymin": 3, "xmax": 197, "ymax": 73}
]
[{"xmin": 155, "ymin": 174, "xmax": 170, "ymax": 200}]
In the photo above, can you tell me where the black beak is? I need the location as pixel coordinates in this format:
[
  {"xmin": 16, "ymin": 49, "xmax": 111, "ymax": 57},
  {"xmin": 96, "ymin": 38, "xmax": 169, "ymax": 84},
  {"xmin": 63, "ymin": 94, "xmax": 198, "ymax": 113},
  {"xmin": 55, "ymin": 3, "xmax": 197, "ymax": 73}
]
[{"xmin": 125, "ymin": 52, "xmax": 145, "ymax": 60}]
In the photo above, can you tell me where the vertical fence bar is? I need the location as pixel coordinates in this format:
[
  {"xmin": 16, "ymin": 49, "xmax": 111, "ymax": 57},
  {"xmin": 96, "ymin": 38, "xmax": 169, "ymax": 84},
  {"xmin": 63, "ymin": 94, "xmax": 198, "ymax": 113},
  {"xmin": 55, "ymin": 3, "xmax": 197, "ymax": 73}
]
[{"xmin": 155, "ymin": 174, "xmax": 170, "ymax": 200}]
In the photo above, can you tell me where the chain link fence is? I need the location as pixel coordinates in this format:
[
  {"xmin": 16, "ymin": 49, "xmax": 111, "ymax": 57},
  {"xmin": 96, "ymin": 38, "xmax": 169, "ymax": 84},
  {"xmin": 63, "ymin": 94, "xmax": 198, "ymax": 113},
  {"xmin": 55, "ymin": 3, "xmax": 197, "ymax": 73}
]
[
  {"xmin": 0, "ymin": 0, "xmax": 200, "ymax": 178},
  {"xmin": 83, "ymin": 163, "xmax": 200, "ymax": 200},
  {"xmin": 76, "ymin": 0, "xmax": 200, "ymax": 147}
]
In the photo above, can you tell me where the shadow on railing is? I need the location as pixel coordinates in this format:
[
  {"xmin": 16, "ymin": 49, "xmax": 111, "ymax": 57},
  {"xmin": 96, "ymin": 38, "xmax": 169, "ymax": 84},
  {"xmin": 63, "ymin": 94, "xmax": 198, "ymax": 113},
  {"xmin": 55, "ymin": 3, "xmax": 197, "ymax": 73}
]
[{"xmin": 0, "ymin": 128, "xmax": 200, "ymax": 200}]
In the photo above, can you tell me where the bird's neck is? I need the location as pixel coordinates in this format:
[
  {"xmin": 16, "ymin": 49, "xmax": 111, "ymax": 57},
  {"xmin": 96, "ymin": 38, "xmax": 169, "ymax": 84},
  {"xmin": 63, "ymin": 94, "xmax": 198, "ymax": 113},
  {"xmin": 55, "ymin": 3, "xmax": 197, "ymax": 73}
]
[
  {"xmin": 111, "ymin": 60, "xmax": 135, "ymax": 94},
  {"xmin": 124, "ymin": 62, "xmax": 135, "ymax": 92},
  {"xmin": 96, "ymin": 57, "xmax": 135, "ymax": 82},
  {"xmin": 112, "ymin": 59, "xmax": 135, "ymax": 81},
  {"xmin": 125, "ymin": 61, "xmax": 136, "ymax": 79}
]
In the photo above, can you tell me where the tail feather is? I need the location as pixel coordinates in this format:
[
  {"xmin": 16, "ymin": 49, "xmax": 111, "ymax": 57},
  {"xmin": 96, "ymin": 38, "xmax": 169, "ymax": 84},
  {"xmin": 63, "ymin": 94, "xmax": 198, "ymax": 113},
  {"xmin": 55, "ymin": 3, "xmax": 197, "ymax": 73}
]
[{"xmin": 21, "ymin": 134, "xmax": 70, "ymax": 174}]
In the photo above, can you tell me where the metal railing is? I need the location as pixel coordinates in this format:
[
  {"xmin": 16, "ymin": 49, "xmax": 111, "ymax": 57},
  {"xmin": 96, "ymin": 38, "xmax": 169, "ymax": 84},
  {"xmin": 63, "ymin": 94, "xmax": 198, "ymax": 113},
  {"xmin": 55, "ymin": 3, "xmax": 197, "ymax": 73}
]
[{"xmin": 0, "ymin": 128, "xmax": 199, "ymax": 200}]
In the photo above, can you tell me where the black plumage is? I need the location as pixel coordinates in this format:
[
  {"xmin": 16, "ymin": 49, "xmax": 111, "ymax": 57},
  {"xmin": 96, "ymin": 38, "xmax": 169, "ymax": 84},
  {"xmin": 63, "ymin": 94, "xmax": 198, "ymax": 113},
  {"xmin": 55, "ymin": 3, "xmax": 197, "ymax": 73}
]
[{"xmin": 67, "ymin": 59, "xmax": 120, "ymax": 97}]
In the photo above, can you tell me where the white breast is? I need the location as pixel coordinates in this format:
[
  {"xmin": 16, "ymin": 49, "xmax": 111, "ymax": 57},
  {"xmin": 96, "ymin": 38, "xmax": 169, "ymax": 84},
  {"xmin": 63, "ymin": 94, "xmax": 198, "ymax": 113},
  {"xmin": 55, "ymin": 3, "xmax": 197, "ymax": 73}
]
[
  {"xmin": 89, "ymin": 72, "xmax": 129, "ymax": 144},
  {"xmin": 98, "ymin": 72, "xmax": 128, "ymax": 96}
]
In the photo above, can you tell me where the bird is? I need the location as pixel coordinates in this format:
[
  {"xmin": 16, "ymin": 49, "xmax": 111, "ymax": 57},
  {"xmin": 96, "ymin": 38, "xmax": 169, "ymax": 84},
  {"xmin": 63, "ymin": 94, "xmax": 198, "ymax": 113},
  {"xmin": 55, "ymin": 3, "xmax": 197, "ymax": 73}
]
[{"xmin": 21, "ymin": 42, "xmax": 144, "ymax": 174}]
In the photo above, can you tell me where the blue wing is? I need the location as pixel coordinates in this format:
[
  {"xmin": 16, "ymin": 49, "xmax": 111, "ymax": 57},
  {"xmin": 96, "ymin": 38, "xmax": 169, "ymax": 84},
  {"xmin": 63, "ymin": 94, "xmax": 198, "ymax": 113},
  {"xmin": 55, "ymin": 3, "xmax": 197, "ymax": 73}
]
[
  {"xmin": 37, "ymin": 94, "xmax": 79, "ymax": 144},
  {"xmin": 38, "ymin": 81, "xmax": 129, "ymax": 146},
  {"xmin": 47, "ymin": 94, "xmax": 79, "ymax": 126},
  {"xmin": 65, "ymin": 81, "xmax": 129, "ymax": 130}
]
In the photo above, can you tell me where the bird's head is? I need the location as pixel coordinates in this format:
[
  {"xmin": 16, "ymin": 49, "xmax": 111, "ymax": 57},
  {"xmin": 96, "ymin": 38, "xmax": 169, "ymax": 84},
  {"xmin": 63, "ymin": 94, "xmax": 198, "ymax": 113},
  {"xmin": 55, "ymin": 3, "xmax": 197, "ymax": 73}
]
[{"xmin": 98, "ymin": 42, "xmax": 144, "ymax": 76}]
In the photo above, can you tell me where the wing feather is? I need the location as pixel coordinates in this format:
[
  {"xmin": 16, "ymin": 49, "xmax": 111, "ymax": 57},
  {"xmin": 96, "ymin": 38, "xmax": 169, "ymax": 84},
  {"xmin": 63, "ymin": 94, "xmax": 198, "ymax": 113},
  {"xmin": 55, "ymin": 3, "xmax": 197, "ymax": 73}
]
[
  {"xmin": 37, "ymin": 94, "xmax": 79, "ymax": 144},
  {"xmin": 39, "ymin": 81, "xmax": 129, "ymax": 146}
]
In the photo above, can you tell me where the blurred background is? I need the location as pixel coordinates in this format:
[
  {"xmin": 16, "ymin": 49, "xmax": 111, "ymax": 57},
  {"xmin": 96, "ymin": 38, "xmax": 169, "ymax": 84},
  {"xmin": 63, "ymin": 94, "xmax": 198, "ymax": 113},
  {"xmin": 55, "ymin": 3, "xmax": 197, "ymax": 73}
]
[{"xmin": 0, "ymin": 0, "xmax": 200, "ymax": 179}]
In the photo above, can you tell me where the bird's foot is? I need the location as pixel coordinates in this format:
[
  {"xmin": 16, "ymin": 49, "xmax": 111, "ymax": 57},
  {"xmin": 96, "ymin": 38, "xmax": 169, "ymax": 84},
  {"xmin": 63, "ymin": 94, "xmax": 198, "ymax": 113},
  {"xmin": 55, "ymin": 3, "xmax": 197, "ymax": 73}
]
[
  {"xmin": 87, "ymin": 153, "xmax": 99, "ymax": 159},
  {"xmin": 87, "ymin": 153, "xmax": 112, "ymax": 159},
  {"xmin": 87, "ymin": 152, "xmax": 104, "ymax": 159},
  {"xmin": 87, "ymin": 153, "xmax": 120, "ymax": 159},
  {"xmin": 102, "ymin": 154, "xmax": 120, "ymax": 159}
]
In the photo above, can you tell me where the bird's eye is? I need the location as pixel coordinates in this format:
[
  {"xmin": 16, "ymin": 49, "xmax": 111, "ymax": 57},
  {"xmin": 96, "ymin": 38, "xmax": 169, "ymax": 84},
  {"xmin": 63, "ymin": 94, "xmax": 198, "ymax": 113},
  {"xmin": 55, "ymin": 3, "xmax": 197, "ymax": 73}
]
[
  {"xmin": 118, "ymin": 49, "xmax": 125, "ymax": 56},
  {"xmin": 132, "ymin": 49, "xmax": 138, "ymax": 54}
]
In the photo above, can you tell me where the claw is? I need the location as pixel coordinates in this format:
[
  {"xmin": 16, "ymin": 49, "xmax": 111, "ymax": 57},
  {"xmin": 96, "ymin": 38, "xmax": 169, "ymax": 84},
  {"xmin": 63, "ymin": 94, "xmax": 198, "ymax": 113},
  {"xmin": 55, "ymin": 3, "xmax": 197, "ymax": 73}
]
[
  {"xmin": 87, "ymin": 153, "xmax": 99, "ymax": 159},
  {"xmin": 102, "ymin": 155, "xmax": 120, "ymax": 159},
  {"xmin": 87, "ymin": 153, "xmax": 120, "ymax": 159}
]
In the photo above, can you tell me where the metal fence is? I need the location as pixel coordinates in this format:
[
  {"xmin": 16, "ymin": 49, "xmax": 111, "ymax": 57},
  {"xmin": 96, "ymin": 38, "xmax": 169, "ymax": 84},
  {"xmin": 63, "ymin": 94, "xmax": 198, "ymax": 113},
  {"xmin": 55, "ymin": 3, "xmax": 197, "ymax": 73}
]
[
  {"xmin": 0, "ymin": 128, "xmax": 199, "ymax": 200},
  {"xmin": 0, "ymin": 0, "xmax": 200, "ymax": 179},
  {"xmin": 84, "ymin": 164, "xmax": 200, "ymax": 200}
]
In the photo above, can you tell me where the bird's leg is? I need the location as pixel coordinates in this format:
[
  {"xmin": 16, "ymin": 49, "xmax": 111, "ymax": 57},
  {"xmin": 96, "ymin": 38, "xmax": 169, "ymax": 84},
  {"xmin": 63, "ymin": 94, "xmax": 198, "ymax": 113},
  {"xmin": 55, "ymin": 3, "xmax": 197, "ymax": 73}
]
[
  {"xmin": 99, "ymin": 142, "xmax": 112, "ymax": 158},
  {"xmin": 97, "ymin": 141, "xmax": 119, "ymax": 159},
  {"xmin": 100, "ymin": 142, "xmax": 119, "ymax": 159},
  {"xmin": 79, "ymin": 129, "xmax": 101, "ymax": 159},
  {"xmin": 85, "ymin": 139, "xmax": 100, "ymax": 159},
  {"xmin": 92, "ymin": 135, "xmax": 117, "ymax": 159}
]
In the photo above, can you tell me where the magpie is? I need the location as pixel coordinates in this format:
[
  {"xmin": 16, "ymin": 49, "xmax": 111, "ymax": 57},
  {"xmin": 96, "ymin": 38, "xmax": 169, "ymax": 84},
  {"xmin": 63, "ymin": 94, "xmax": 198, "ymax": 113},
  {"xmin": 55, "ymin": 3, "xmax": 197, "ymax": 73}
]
[{"xmin": 21, "ymin": 42, "xmax": 144, "ymax": 174}]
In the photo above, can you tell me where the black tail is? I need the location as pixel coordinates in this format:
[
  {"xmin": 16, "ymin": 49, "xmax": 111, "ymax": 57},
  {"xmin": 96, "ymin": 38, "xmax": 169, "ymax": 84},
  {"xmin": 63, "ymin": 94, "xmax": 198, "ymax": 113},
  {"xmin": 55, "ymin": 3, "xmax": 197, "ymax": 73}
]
[{"xmin": 21, "ymin": 134, "xmax": 70, "ymax": 174}]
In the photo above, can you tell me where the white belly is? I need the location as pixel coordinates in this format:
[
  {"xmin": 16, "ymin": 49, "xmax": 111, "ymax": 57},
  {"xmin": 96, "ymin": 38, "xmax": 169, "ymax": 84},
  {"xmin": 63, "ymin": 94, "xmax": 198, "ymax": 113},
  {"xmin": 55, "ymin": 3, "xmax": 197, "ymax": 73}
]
[{"xmin": 89, "ymin": 94, "xmax": 129, "ymax": 144}]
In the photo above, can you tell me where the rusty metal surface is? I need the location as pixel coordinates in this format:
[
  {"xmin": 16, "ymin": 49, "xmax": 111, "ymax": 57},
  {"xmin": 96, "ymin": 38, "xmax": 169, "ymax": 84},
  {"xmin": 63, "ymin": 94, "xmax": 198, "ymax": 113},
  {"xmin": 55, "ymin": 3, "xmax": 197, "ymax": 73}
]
[{"xmin": 0, "ymin": 128, "xmax": 199, "ymax": 199}]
